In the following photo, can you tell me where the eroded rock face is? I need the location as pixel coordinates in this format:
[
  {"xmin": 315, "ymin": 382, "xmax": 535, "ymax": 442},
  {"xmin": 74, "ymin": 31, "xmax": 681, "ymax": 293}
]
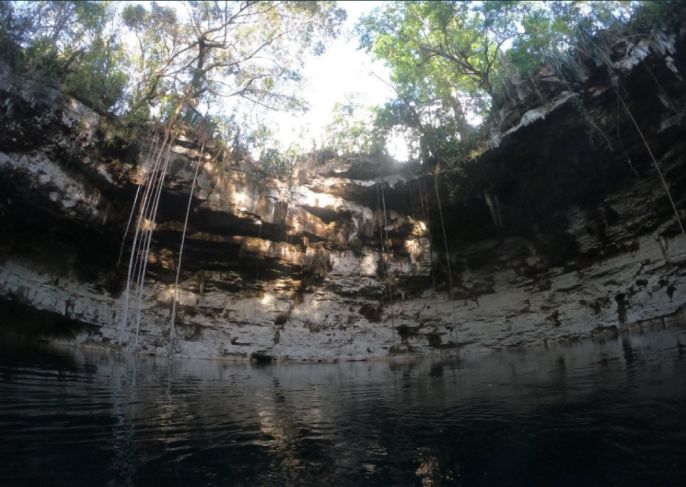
[{"xmin": 0, "ymin": 18, "xmax": 685, "ymax": 361}]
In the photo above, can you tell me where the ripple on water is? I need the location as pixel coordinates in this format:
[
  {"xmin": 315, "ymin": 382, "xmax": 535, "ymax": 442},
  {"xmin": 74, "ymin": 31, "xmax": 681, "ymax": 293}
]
[{"xmin": 0, "ymin": 328, "xmax": 686, "ymax": 486}]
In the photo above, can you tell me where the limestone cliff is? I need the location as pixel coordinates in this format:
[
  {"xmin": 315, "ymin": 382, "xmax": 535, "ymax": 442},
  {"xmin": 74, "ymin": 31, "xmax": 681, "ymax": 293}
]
[{"xmin": 0, "ymin": 20, "xmax": 685, "ymax": 361}]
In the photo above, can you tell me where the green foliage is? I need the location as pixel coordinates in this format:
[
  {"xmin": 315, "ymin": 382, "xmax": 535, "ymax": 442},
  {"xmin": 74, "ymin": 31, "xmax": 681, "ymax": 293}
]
[
  {"xmin": 257, "ymin": 144, "xmax": 300, "ymax": 177},
  {"xmin": 357, "ymin": 1, "xmax": 530, "ymax": 162},
  {"xmin": 0, "ymin": 3, "xmax": 30, "ymax": 68},
  {"xmin": 358, "ymin": 1, "xmax": 522, "ymax": 137},
  {"xmin": 357, "ymin": 1, "xmax": 659, "ymax": 168},
  {"xmin": 0, "ymin": 0, "xmax": 346, "ymax": 134},
  {"xmin": 120, "ymin": 2, "xmax": 182, "ymax": 115},
  {"xmin": 323, "ymin": 99, "xmax": 384, "ymax": 156},
  {"xmin": 118, "ymin": 1, "xmax": 345, "ymax": 121},
  {"xmin": 0, "ymin": 1, "xmax": 128, "ymax": 113},
  {"xmin": 62, "ymin": 37, "xmax": 128, "ymax": 113},
  {"xmin": 625, "ymin": 0, "xmax": 682, "ymax": 34},
  {"xmin": 1, "ymin": 0, "xmax": 673, "ymax": 179},
  {"xmin": 503, "ymin": 1, "xmax": 636, "ymax": 78}
]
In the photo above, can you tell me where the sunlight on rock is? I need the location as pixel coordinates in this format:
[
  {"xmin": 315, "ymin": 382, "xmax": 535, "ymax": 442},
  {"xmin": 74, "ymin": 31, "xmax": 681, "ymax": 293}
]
[
  {"xmin": 360, "ymin": 251, "xmax": 379, "ymax": 276},
  {"xmin": 260, "ymin": 293, "xmax": 275, "ymax": 308},
  {"xmin": 2, "ymin": 2, "xmax": 686, "ymax": 485}
]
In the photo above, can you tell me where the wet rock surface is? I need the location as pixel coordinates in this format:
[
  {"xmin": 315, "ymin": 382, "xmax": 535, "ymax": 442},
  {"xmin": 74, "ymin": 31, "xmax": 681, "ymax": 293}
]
[{"xmin": 0, "ymin": 19, "xmax": 685, "ymax": 361}]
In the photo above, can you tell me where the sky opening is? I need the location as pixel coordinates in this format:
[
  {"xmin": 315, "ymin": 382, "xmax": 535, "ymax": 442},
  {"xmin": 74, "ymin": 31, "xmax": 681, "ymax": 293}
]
[
  {"xmin": 122, "ymin": 1, "xmax": 411, "ymax": 160},
  {"xmin": 268, "ymin": 1, "xmax": 400, "ymax": 157}
]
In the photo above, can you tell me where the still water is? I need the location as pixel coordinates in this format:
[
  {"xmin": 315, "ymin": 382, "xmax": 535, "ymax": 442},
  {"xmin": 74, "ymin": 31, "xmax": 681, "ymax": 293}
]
[{"xmin": 1, "ymin": 328, "xmax": 685, "ymax": 486}]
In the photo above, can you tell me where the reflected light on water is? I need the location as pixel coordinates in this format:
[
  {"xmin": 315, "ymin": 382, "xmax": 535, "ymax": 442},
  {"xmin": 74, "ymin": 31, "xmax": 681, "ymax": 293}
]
[{"xmin": 0, "ymin": 326, "xmax": 685, "ymax": 485}]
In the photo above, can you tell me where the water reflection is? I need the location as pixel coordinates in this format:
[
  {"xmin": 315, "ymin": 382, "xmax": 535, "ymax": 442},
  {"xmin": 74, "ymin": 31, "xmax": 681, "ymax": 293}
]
[{"xmin": 0, "ymin": 328, "xmax": 685, "ymax": 486}]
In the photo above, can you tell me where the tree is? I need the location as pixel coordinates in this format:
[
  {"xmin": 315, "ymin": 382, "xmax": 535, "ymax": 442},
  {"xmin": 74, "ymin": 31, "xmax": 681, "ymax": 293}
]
[
  {"xmin": 121, "ymin": 2, "xmax": 183, "ymax": 120},
  {"xmin": 323, "ymin": 97, "xmax": 382, "ymax": 155},
  {"xmin": 121, "ymin": 1, "xmax": 346, "ymax": 121},
  {"xmin": 1, "ymin": 1, "xmax": 128, "ymax": 113},
  {"xmin": 359, "ymin": 2, "xmax": 524, "ymax": 143},
  {"xmin": 357, "ymin": 1, "xmax": 647, "ymax": 164}
]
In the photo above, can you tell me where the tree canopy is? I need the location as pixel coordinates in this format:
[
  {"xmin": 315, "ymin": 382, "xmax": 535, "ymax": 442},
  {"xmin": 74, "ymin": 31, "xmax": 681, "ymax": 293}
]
[
  {"xmin": 0, "ymin": 1, "xmax": 678, "ymax": 164},
  {"xmin": 120, "ymin": 1, "xmax": 345, "ymax": 120},
  {"xmin": 356, "ymin": 0, "xmax": 673, "ymax": 164},
  {"xmin": 0, "ymin": 1, "xmax": 128, "ymax": 112},
  {"xmin": 0, "ymin": 1, "xmax": 345, "ymax": 135}
]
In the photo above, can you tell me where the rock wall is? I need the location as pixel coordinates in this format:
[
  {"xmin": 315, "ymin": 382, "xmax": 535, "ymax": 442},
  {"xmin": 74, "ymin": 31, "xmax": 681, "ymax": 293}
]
[{"xmin": 1, "ymin": 19, "xmax": 685, "ymax": 361}]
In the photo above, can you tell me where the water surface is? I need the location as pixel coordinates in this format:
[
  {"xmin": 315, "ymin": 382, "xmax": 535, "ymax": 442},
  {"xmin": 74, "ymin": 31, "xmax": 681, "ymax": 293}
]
[{"xmin": 1, "ymin": 328, "xmax": 685, "ymax": 486}]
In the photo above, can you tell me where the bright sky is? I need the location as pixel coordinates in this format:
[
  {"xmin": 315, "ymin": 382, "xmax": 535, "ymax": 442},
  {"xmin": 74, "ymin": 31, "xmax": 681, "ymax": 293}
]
[
  {"xmin": 268, "ymin": 1, "xmax": 409, "ymax": 158},
  {"xmin": 124, "ymin": 1, "xmax": 408, "ymax": 159}
]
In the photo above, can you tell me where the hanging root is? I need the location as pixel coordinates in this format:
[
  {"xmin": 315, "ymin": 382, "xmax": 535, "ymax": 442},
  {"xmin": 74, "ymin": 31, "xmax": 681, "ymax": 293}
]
[
  {"xmin": 169, "ymin": 121, "xmax": 212, "ymax": 355},
  {"xmin": 117, "ymin": 132, "xmax": 162, "ymax": 268},
  {"xmin": 433, "ymin": 171, "xmax": 453, "ymax": 296},
  {"xmin": 432, "ymin": 170, "xmax": 460, "ymax": 345},
  {"xmin": 380, "ymin": 182, "xmax": 396, "ymax": 336},
  {"xmin": 119, "ymin": 115, "xmax": 179, "ymax": 348},
  {"xmin": 418, "ymin": 179, "xmax": 436, "ymax": 290},
  {"xmin": 617, "ymin": 90, "xmax": 686, "ymax": 237},
  {"xmin": 376, "ymin": 183, "xmax": 395, "ymax": 344}
]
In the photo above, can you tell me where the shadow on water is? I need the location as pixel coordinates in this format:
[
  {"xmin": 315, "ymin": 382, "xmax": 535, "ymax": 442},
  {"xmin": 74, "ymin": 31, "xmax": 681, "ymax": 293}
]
[{"xmin": 0, "ymin": 326, "xmax": 685, "ymax": 486}]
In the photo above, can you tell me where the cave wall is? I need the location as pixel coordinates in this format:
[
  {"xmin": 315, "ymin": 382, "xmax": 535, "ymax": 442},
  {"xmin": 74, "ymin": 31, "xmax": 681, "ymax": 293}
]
[{"xmin": 0, "ymin": 19, "xmax": 685, "ymax": 361}]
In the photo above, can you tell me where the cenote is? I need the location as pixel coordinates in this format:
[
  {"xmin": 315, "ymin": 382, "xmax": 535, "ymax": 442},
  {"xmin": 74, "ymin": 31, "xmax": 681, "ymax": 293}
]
[
  {"xmin": 1, "ymin": 327, "xmax": 686, "ymax": 486},
  {"xmin": 2, "ymin": 2, "xmax": 686, "ymax": 485}
]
